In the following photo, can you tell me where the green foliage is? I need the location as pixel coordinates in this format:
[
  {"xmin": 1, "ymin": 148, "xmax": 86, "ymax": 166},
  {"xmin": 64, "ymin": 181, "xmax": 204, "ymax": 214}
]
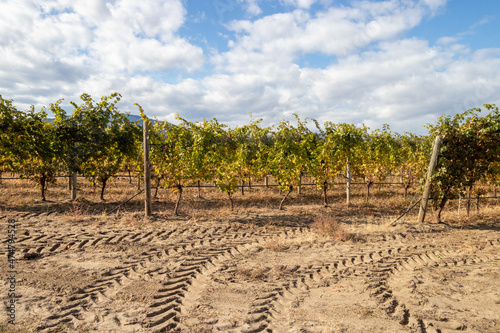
[
  {"xmin": 212, "ymin": 126, "xmax": 240, "ymax": 197},
  {"xmin": 269, "ymin": 116, "xmax": 315, "ymax": 192},
  {"xmin": 231, "ymin": 119, "xmax": 265, "ymax": 184},
  {"xmin": 80, "ymin": 106, "xmax": 141, "ymax": 200},
  {"xmin": 150, "ymin": 115, "xmax": 195, "ymax": 189},
  {"xmin": 323, "ymin": 122, "xmax": 368, "ymax": 178},
  {"xmin": 2, "ymin": 93, "xmax": 499, "ymax": 213},
  {"xmin": 267, "ymin": 116, "xmax": 319, "ymax": 209},
  {"xmin": 248, "ymin": 121, "xmax": 274, "ymax": 181},
  {"xmin": 188, "ymin": 117, "xmax": 223, "ymax": 186},
  {"xmin": 0, "ymin": 95, "xmax": 62, "ymax": 200},
  {"xmin": 395, "ymin": 132, "xmax": 431, "ymax": 195},
  {"xmin": 0, "ymin": 95, "xmax": 21, "ymax": 174},
  {"xmin": 53, "ymin": 93, "xmax": 141, "ymax": 200},
  {"xmin": 426, "ymin": 104, "xmax": 500, "ymax": 221},
  {"xmin": 361, "ymin": 125, "xmax": 399, "ymax": 184}
]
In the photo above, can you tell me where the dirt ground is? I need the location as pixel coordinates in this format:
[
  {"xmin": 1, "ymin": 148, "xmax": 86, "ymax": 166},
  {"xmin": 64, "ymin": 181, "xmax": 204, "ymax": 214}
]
[{"xmin": 1, "ymin": 204, "xmax": 499, "ymax": 333}]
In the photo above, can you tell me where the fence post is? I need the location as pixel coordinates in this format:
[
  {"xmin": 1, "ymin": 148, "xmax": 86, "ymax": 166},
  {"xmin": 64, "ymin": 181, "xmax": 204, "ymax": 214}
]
[
  {"xmin": 72, "ymin": 172, "xmax": 77, "ymax": 200},
  {"xmin": 298, "ymin": 175, "xmax": 302, "ymax": 195},
  {"xmin": 346, "ymin": 158, "xmax": 351, "ymax": 205},
  {"xmin": 71, "ymin": 142, "xmax": 77, "ymax": 201},
  {"xmin": 418, "ymin": 136, "xmax": 441, "ymax": 223},
  {"xmin": 143, "ymin": 119, "xmax": 152, "ymax": 217}
]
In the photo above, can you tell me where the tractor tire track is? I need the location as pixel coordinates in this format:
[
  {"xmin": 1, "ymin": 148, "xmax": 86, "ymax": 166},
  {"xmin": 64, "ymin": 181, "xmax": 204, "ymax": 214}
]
[
  {"xmin": 187, "ymin": 229, "xmax": 500, "ymax": 332},
  {"xmin": 143, "ymin": 234, "xmax": 283, "ymax": 332},
  {"xmin": 15, "ymin": 217, "xmax": 286, "ymax": 332},
  {"xmin": 2, "ymin": 210, "xmax": 498, "ymax": 333}
]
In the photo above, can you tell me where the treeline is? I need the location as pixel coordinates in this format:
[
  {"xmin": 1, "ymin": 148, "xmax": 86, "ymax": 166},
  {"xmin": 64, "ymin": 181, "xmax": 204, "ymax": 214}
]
[{"xmin": 1, "ymin": 93, "xmax": 499, "ymax": 221}]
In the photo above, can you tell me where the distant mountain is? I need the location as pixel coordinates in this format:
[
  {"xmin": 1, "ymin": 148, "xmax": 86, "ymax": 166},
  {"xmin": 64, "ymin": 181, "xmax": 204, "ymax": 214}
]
[
  {"xmin": 125, "ymin": 114, "xmax": 158, "ymax": 125},
  {"xmin": 127, "ymin": 114, "xmax": 142, "ymax": 123}
]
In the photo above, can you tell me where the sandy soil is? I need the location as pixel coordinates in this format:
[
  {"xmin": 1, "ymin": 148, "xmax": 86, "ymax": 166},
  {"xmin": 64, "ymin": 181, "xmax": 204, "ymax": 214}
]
[{"xmin": 1, "ymin": 209, "xmax": 499, "ymax": 333}]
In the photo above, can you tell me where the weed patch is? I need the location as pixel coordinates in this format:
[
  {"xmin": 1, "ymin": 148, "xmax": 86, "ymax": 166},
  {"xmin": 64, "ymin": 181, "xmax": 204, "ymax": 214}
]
[{"xmin": 311, "ymin": 213, "xmax": 351, "ymax": 241}]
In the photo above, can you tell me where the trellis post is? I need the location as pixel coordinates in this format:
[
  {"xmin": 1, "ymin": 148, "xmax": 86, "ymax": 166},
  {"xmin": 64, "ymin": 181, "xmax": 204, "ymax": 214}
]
[
  {"xmin": 418, "ymin": 136, "xmax": 441, "ymax": 223},
  {"xmin": 143, "ymin": 120, "xmax": 152, "ymax": 217}
]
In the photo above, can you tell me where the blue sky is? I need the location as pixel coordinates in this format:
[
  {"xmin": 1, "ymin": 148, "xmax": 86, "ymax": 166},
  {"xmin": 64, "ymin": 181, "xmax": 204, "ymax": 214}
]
[
  {"xmin": 1, "ymin": 0, "xmax": 499, "ymax": 134},
  {"xmin": 411, "ymin": 1, "xmax": 499, "ymax": 48}
]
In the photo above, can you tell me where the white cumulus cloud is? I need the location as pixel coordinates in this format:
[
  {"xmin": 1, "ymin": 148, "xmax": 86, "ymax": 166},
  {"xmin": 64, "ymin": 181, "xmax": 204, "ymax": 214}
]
[
  {"xmin": 1, "ymin": 0, "xmax": 499, "ymax": 136},
  {"xmin": 0, "ymin": 0, "xmax": 204, "ymax": 108}
]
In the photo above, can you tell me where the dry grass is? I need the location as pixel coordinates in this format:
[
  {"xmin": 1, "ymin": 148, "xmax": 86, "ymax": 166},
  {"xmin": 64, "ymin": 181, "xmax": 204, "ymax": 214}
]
[
  {"xmin": 60, "ymin": 203, "xmax": 91, "ymax": 223},
  {"xmin": 352, "ymin": 303, "xmax": 375, "ymax": 318},
  {"xmin": 432, "ymin": 200, "xmax": 500, "ymax": 226},
  {"xmin": 235, "ymin": 265, "xmax": 269, "ymax": 281},
  {"xmin": 0, "ymin": 322, "xmax": 33, "ymax": 333},
  {"xmin": 1, "ymin": 174, "xmax": 498, "ymax": 229},
  {"xmin": 114, "ymin": 212, "xmax": 147, "ymax": 228},
  {"xmin": 264, "ymin": 230, "xmax": 323, "ymax": 251},
  {"xmin": 311, "ymin": 213, "xmax": 351, "ymax": 241},
  {"xmin": 264, "ymin": 236, "xmax": 291, "ymax": 252}
]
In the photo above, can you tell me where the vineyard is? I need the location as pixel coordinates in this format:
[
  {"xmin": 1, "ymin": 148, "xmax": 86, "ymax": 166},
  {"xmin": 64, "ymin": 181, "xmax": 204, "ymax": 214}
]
[
  {"xmin": 1, "ymin": 94, "xmax": 500, "ymax": 332},
  {"xmin": 1, "ymin": 93, "xmax": 499, "ymax": 220}
]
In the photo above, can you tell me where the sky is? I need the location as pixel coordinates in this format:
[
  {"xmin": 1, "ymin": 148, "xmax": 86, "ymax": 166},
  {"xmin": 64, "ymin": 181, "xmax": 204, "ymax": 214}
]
[{"xmin": 1, "ymin": 0, "xmax": 499, "ymax": 134}]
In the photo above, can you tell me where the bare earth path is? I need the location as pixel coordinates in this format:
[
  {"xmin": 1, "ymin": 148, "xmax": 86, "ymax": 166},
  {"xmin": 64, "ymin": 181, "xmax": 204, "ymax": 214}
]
[{"xmin": 1, "ymin": 210, "xmax": 499, "ymax": 332}]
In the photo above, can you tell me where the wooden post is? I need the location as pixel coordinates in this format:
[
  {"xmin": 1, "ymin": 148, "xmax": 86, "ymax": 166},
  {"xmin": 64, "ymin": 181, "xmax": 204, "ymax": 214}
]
[
  {"xmin": 143, "ymin": 120, "xmax": 152, "ymax": 217},
  {"xmin": 71, "ymin": 142, "xmax": 78, "ymax": 201},
  {"xmin": 68, "ymin": 143, "xmax": 72, "ymax": 191},
  {"xmin": 346, "ymin": 158, "xmax": 351, "ymax": 205},
  {"xmin": 466, "ymin": 186, "xmax": 471, "ymax": 217},
  {"xmin": 457, "ymin": 185, "xmax": 461, "ymax": 222},
  {"xmin": 72, "ymin": 172, "xmax": 77, "ymax": 200},
  {"xmin": 298, "ymin": 175, "xmax": 302, "ymax": 195},
  {"xmin": 418, "ymin": 136, "xmax": 441, "ymax": 223}
]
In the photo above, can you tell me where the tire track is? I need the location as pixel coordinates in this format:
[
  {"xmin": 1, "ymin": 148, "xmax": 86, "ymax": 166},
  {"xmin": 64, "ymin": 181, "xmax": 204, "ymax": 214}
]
[
  {"xmin": 359, "ymin": 233, "xmax": 500, "ymax": 332},
  {"xmin": 144, "ymin": 236, "xmax": 280, "ymax": 332},
  {"xmin": 27, "ymin": 220, "xmax": 285, "ymax": 332},
  {"xmin": 5, "ymin": 221, "xmax": 281, "ymax": 258},
  {"xmin": 3, "ymin": 210, "xmax": 498, "ymax": 332},
  {"xmin": 196, "ymin": 230, "xmax": 500, "ymax": 332}
]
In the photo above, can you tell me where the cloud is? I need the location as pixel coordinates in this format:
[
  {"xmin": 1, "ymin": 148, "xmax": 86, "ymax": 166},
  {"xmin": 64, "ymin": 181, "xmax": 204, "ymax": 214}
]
[
  {"xmin": 1, "ymin": 0, "xmax": 499, "ymax": 136},
  {"xmin": 239, "ymin": 0, "xmax": 263, "ymax": 16},
  {"xmin": 0, "ymin": 0, "xmax": 204, "ymax": 108},
  {"xmin": 175, "ymin": 0, "xmax": 499, "ymax": 134},
  {"xmin": 420, "ymin": 0, "xmax": 447, "ymax": 12},
  {"xmin": 281, "ymin": 0, "xmax": 318, "ymax": 9},
  {"xmin": 136, "ymin": 35, "xmax": 500, "ymax": 134},
  {"xmin": 216, "ymin": 0, "xmax": 442, "ymax": 75},
  {"xmin": 87, "ymin": 0, "xmax": 205, "ymax": 73},
  {"xmin": 437, "ymin": 36, "xmax": 459, "ymax": 45}
]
